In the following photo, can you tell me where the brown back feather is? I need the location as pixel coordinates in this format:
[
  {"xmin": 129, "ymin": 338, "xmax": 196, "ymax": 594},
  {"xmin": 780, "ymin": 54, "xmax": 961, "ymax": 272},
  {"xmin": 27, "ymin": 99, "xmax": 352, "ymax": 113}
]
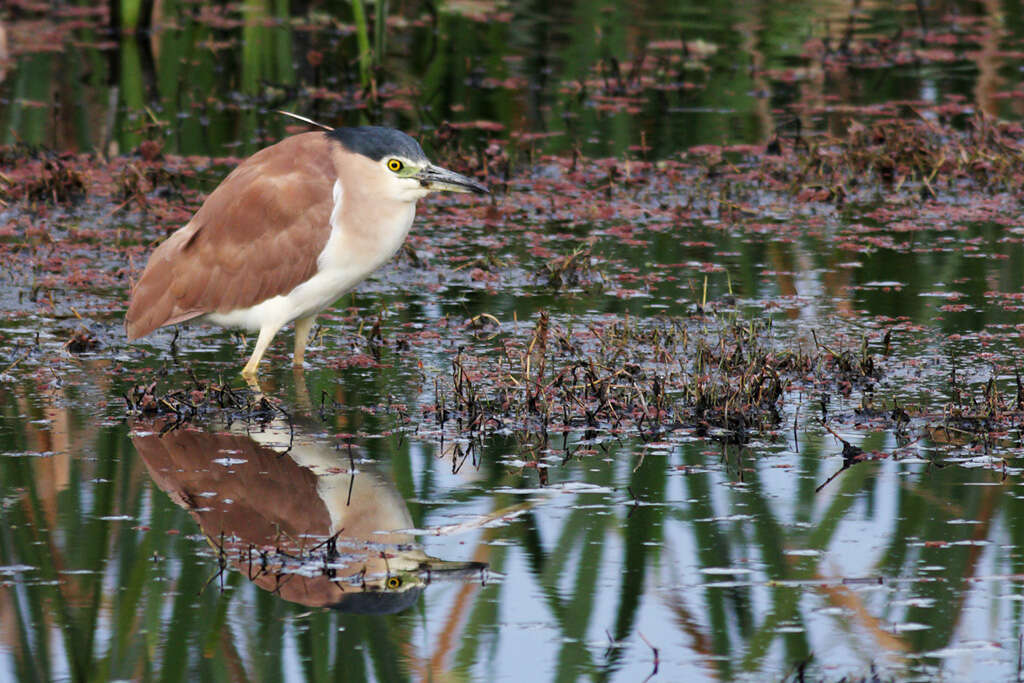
[{"xmin": 125, "ymin": 132, "xmax": 336, "ymax": 340}]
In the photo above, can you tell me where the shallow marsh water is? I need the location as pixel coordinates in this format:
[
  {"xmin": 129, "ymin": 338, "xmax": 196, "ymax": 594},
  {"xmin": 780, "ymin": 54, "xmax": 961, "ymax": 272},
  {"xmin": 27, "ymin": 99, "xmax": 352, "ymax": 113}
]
[{"xmin": 5, "ymin": 1, "xmax": 1024, "ymax": 681}]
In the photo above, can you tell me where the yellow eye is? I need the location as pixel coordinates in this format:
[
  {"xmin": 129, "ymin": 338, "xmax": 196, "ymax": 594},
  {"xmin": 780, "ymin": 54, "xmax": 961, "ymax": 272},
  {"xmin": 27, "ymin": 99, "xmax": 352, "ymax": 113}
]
[
  {"xmin": 386, "ymin": 576, "xmax": 402, "ymax": 589},
  {"xmin": 387, "ymin": 159, "xmax": 403, "ymax": 172}
]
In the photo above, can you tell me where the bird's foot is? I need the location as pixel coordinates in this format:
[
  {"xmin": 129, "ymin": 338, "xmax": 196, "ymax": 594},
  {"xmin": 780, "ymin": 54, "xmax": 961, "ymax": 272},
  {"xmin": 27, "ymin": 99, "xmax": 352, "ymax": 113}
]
[{"xmin": 241, "ymin": 367, "xmax": 264, "ymax": 395}]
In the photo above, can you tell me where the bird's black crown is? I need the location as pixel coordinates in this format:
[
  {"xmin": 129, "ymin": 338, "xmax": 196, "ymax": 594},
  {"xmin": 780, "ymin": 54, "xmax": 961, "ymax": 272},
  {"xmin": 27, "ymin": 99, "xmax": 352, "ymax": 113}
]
[{"xmin": 327, "ymin": 126, "xmax": 427, "ymax": 163}]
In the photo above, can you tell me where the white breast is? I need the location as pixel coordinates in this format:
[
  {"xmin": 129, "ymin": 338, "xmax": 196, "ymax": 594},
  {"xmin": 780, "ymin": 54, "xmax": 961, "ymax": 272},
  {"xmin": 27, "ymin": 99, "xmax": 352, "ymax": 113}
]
[{"xmin": 205, "ymin": 179, "xmax": 418, "ymax": 331}]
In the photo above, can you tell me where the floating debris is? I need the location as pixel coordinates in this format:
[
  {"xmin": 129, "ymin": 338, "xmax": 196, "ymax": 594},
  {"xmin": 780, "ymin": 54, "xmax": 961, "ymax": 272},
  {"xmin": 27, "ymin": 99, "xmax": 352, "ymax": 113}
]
[{"xmin": 122, "ymin": 379, "xmax": 284, "ymax": 426}]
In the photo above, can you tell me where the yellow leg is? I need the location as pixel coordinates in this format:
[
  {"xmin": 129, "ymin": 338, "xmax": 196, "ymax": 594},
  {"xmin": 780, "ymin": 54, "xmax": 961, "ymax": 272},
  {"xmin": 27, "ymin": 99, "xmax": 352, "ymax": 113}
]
[
  {"xmin": 241, "ymin": 323, "xmax": 282, "ymax": 380},
  {"xmin": 292, "ymin": 366, "xmax": 312, "ymax": 411},
  {"xmin": 293, "ymin": 315, "xmax": 316, "ymax": 367},
  {"xmin": 243, "ymin": 372, "xmax": 264, "ymax": 393}
]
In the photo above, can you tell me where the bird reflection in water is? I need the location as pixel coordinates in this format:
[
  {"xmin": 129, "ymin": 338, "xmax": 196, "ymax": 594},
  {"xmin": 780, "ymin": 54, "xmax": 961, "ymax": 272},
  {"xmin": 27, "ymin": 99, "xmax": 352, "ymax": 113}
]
[{"xmin": 132, "ymin": 420, "xmax": 487, "ymax": 614}]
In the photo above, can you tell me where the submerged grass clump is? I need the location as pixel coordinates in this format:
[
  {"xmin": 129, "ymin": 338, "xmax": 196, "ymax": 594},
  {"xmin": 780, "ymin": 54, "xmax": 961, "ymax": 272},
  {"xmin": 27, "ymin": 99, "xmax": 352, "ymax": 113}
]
[
  {"xmin": 537, "ymin": 246, "xmax": 603, "ymax": 292},
  {"xmin": 427, "ymin": 311, "xmax": 886, "ymax": 447},
  {"xmin": 24, "ymin": 157, "xmax": 87, "ymax": 204},
  {"xmin": 769, "ymin": 113, "xmax": 1024, "ymax": 201},
  {"xmin": 122, "ymin": 378, "xmax": 284, "ymax": 427},
  {"xmin": 921, "ymin": 368, "xmax": 1024, "ymax": 451}
]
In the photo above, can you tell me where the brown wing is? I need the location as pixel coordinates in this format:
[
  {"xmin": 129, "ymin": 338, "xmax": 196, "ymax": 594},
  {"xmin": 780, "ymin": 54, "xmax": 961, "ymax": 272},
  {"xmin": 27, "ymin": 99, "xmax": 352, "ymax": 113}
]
[
  {"xmin": 133, "ymin": 427, "xmax": 331, "ymax": 544},
  {"xmin": 125, "ymin": 132, "xmax": 336, "ymax": 340}
]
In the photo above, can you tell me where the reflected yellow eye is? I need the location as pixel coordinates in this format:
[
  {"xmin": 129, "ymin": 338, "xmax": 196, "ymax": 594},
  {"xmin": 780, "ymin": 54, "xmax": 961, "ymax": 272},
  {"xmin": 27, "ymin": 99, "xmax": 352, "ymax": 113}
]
[
  {"xmin": 386, "ymin": 576, "xmax": 402, "ymax": 589},
  {"xmin": 387, "ymin": 159, "xmax": 404, "ymax": 173}
]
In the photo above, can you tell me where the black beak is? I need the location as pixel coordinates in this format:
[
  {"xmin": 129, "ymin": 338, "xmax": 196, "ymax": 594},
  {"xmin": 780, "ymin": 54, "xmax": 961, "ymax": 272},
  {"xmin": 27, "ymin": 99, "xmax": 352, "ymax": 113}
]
[{"xmin": 416, "ymin": 164, "xmax": 489, "ymax": 195}]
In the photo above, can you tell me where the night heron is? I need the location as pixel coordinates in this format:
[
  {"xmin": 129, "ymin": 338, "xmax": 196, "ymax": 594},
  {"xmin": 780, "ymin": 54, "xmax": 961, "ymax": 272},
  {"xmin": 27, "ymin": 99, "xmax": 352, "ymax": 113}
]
[{"xmin": 125, "ymin": 126, "xmax": 488, "ymax": 379}]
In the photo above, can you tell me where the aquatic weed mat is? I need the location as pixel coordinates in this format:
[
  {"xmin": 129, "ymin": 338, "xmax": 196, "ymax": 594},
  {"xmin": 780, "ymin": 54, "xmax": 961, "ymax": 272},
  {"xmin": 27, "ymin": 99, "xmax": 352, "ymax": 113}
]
[
  {"xmin": 2, "ymin": 112, "xmax": 1022, "ymax": 307},
  {"xmin": 417, "ymin": 313, "xmax": 863, "ymax": 446},
  {"xmin": 406, "ymin": 306, "xmax": 1024, "ymax": 475},
  {"xmin": 3, "ymin": 113, "xmax": 1024, "ymax": 463}
]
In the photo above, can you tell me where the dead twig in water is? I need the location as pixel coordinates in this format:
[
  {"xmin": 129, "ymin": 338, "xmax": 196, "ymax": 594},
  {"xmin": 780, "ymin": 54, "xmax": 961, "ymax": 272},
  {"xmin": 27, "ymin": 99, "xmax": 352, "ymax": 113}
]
[
  {"xmin": 815, "ymin": 423, "xmax": 865, "ymax": 493},
  {"xmin": 638, "ymin": 631, "xmax": 660, "ymax": 683}
]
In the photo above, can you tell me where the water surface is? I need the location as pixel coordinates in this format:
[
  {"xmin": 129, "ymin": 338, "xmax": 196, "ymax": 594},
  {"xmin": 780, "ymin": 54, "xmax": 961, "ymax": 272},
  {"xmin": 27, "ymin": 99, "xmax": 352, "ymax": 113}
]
[{"xmin": 4, "ymin": 1, "xmax": 1024, "ymax": 681}]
